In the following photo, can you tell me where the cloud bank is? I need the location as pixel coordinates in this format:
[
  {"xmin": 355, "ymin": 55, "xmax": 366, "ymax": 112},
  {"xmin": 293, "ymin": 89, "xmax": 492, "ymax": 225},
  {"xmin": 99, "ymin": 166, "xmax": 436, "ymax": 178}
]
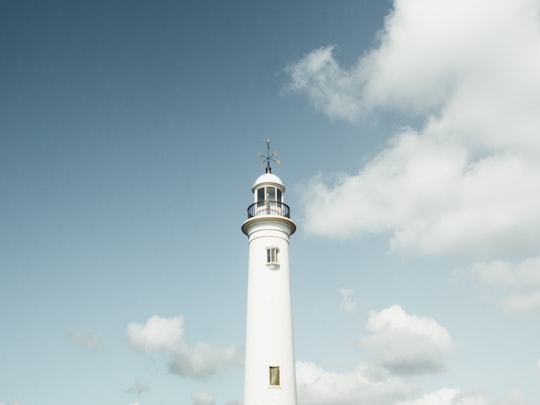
[
  {"xmin": 296, "ymin": 361, "xmax": 415, "ymax": 405},
  {"xmin": 296, "ymin": 309, "xmax": 527, "ymax": 404},
  {"xmin": 127, "ymin": 315, "xmax": 242, "ymax": 378},
  {"xmin": 286, "ymin": 0, "xmax": 540, "ymax": 259},
  {"xmin": 296, "ymin": 305, "xmax": 459, "ymax": 403}
]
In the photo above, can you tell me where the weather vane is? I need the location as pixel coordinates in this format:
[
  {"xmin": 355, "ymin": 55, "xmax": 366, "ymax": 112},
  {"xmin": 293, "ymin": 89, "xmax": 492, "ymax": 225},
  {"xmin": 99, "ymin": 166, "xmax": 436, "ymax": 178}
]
[{"xmin": 258, "ymin": 138, "xmax": 280, "ymax": 173}]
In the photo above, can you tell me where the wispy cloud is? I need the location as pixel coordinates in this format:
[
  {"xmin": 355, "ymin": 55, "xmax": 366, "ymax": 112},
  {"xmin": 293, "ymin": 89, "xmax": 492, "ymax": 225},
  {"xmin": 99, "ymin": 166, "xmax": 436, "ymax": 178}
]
[
  {"xmin": 126, "ymin": 381, "xmax": 149, "ymax": 396},
  {"xmin": 471, "ymin": 257, "xmax": 540, "ymax": 313},
  {"xmin": 285, "ymin": 45, "xmax": 364, "ymax": 123},
  {"xmin": 127, "ymin": 315, "xmax": 242, "ymax": 378},
  {"xmin": 70, "ymin": 331, "xmax": 101, "ymax": 351},
  {"xmin": 192, "ymin": 392, "xmax": 215, "ymax": 405},
  {"xmin": 339, "ymin": 288, "xmax": 356, "ymax": 312}
]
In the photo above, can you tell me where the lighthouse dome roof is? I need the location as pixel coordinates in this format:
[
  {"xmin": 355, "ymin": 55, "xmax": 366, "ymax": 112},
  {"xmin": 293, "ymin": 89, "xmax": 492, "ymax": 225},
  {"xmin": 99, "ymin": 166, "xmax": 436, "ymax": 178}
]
[{"xmin": 252, "ymin": 172, "xmax": 285, "ymax": 191}]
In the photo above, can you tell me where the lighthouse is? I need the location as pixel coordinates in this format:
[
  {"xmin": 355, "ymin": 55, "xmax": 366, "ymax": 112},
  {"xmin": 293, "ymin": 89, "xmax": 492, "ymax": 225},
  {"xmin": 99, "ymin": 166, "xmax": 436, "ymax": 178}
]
[{"xmin": 241, "ymin": 141, "xmax": 297, "ymax": 405}]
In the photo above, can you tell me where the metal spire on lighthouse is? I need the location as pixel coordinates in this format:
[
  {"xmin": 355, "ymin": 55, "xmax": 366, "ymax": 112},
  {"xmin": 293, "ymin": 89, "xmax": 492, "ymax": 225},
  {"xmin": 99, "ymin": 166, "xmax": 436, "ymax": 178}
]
[{"xmin": 258, "ymin": 138, "xmax": 280, "ymax": 173}]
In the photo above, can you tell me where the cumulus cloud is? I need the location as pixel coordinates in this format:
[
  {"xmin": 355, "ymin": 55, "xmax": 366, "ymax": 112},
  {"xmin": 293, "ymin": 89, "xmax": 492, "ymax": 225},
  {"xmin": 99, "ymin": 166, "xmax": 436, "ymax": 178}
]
[
  {"xmin": 296, "ymin": 361, "xmax": 415, "ymax": 405},
  {"xmin": 296, "ymin": 306, "xmax": 454, "ymax": 403},
  {"xmin": 359, "ymin": 305, "xmax": 454, "ymax": 375},
  {"xmin": 70, "ymin": 331, "xmax": 101, "ymax": 351},
  {"xmin": 471, "ymin": 257, "xmax": 540, "ymax": 313},
  {"xmin": 298, "ymin": 374, "xmax": 531, "ymax": 405},
  {"xmin": 286, "ymin": 0, "xmax": 540, "ymax": 260},
  {"xmin": 296, "ymin": 363, "xmax": 531, "ymax": 405},
  {"xmin": 295, "ymin": 306, "xmax": 531, "ymax": 404},
  {"xmin": 340, "ymin": 288, "xmax": 357, "ymax": 312},
  {"xmin": 128, "ymin": 315, "xmax": 184, "ymax": 352},
  {"xmin": 192, "ymin": 392, "xmax": 215, "ymax": 405},
  {"xmin": 127, "ymin": 315, "xmax": 242, "ymax": 378}
]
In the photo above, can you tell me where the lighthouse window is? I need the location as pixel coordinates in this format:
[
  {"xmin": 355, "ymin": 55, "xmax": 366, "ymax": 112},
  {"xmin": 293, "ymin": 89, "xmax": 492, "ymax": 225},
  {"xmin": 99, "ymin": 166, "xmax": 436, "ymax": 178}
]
[
  {"xmin": 257, "ymin": 188, "xmax": 264, "ymax": 203},
  {"xmin": 269, "ymin": 366, "xmax": 280, "ymax": 386},
  {"xmin": 266, "ymin": 247, "xmax": 279, "ymax": 264},
  {"xmin": 266, "ymin": 187, "xmax": 276, "ymax": 201},
  {"xmin": 256, "ymin": 186, "xmax": 283, "ymax": 203}
]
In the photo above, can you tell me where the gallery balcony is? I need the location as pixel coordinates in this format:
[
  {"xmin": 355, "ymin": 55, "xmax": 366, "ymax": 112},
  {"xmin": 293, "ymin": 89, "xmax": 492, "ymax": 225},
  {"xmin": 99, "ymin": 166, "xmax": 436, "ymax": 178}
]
[{"xmin": 246, "ymin": 201, "xmax": 291, "ymax": 219}]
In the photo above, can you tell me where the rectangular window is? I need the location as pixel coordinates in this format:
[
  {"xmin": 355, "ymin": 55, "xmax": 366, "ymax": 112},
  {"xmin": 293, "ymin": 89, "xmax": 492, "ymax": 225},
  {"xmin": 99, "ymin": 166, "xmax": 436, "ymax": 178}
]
[
  {"xmin": 269, "ymin": 366, "xmax": 280, "ymax": 386},
  {"xmin": 277, "ymin": 189, "xmax": 282, "ymax": 202},
  {"xmin": 266, "ymin": 187, "xmax": 276, "ymax": 201},
  {"xmin": 257, "ymin": 188, "xmax": 264, "ymax": 203},
  {"xmin": 266, "ymin": 247, "xmax": 279, "ymax": 264}
]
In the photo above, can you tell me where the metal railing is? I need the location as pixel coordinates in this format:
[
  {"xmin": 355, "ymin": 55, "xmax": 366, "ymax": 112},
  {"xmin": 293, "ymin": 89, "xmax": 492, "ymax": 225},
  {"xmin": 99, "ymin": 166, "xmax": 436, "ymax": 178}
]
[{"xmin": 247, "ymin": 201, "xmax": 291, "ymax": 219}]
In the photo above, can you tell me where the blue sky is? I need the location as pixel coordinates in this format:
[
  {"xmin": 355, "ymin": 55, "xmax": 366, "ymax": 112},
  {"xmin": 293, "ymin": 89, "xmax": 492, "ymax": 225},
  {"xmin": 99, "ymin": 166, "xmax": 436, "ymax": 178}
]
[{"xmin": 2, "ymin": 1, "xmax": 540, "ymax": 404}]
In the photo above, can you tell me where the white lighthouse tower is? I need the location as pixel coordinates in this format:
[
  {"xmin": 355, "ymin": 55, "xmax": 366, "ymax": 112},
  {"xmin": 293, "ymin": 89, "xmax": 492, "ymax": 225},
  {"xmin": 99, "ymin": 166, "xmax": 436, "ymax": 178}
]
[{"xmin": 241, "ymin": 140, "xmax": 297, "ymax": 405}]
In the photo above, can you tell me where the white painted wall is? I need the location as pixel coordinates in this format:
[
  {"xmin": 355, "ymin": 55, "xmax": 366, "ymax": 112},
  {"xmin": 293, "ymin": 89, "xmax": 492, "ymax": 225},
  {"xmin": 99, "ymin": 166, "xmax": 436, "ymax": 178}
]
[{"xmin": 242, "ymin": 178, "xmax": 297, "ymax": 405}]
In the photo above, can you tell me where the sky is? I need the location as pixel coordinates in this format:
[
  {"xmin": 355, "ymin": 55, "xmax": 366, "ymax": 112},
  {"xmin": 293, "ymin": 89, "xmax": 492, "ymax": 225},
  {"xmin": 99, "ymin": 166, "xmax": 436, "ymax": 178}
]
[{"xmin": 2, "ymin": 0, "xmax": 540, "ymax": 404}]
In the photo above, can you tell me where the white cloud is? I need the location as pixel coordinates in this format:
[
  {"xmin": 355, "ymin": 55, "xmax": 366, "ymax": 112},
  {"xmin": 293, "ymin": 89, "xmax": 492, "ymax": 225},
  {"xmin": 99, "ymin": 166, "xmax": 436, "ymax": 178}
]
[
  {"xmin": 0, "ymin": 402, "xmax": 21, "ymax": 405},
  {"xmin": 340, "ymin": 288, "xmax": 356, "ymax": 312},
  {"xmin": 127, "ymin": 315, "xmax": 184, "ymax": 352},
  {"xmin": 296, "ymin": 361, "xmax": 415, "ymax": 405},
  {"xmin": 70, "ymin": 331, "xmax": 101, "ymax": 351},
  {"xmin": 296, "ymin": 361, "xmax": 532, "ymax": 405},
  {"xmin": 288, "ymin": 0, "xmax": 540, "ymax": 122},
  {"xmin": 396, "ymin": 388, "xmax": 489, "ymax": 405},
  {"xmin": 502, "ymin": 292, "xmax": 540, "ymax": 313},
  {"xmin": 493, "ymin": 391, "xmax": 534, "ymax": 405},
  {"xmin": 286, "ymin": 0, "xmax": 540, "ymax": 259},
  {"xmin": 192, "ymin": 392, "xmax": 215, "ymax": 405},
  {"xmin": 471, "ymin": 257, "xmax": 540, "ymax": 313},
  {"xmin": 472, "ymin": 258, "xmax": 540, "ymax": 290},
  {"xmin": 295, "ymin": 306, "xmax": 533, "ymax": 404},
  {"xmin": 286, "ymin": 46, "xmax": 364, "ymax": 122},
  {"xmin": 127, "ymin": 315, "xmax": 242, "ymax": 378},
  {"xmin": 296, "ymin": 363, "xmax": 533, "ymax": 405},
  {"xmin": 359, "ymin": 305, "xmax": 454, "ymax": 375}
]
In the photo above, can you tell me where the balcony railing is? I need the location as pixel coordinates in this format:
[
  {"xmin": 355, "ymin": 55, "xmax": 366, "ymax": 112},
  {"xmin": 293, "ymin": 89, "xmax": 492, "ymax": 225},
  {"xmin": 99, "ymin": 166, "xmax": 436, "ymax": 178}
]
[{"xmin": 247, "ymin": 201, "xmax": 291, "ymax": 219}]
